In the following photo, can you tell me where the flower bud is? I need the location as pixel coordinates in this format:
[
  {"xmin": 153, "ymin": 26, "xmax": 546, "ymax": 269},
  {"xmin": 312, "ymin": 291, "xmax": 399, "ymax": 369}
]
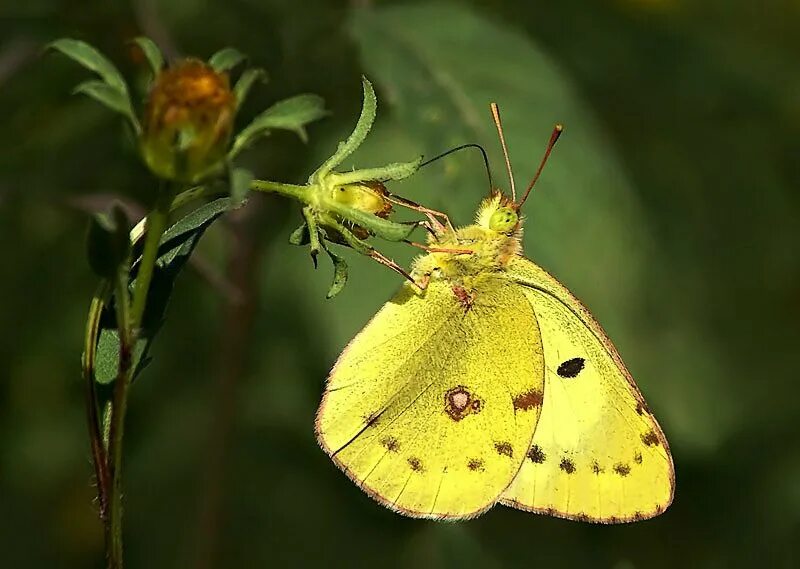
[
  {"xmin": 331, "ymin": 181, "xmax": 393, "ymax": 239},
  {"xmin": 141, "ymin": 59, "xmax": 236, "ymax": 182}
]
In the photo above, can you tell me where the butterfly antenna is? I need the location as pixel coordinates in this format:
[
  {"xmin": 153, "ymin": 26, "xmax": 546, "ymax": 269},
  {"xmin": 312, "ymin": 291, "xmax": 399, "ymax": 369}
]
[
  {"xmin": 419, "ymin": 143, "xmax": 494, "ymax": 194},
  {"xmin": 517, "ymin": 124, "xmax": 563, "ymax": 209},
  {"xmin": 490, "ymin": 103, "xmax": 516, "ymax": 200}
]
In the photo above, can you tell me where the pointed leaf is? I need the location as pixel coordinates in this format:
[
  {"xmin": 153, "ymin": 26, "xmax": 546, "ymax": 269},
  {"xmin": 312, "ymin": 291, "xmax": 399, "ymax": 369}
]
[
  {"xmin": 234, "ymin": 67, "xmax": 268, "ymax": 108},
  {"xmin": 94, "ymin": 197, "xmax": 239, "ymax": 384},
  {"xmin": 325, "ymin": 248, "xmax": 349, "ymax": 299},
  {"xmin": 94, "ymin": 329, "xmax": 148, "ymax": 384},
  {"xmin": 208, "ymin": 47, "xmax": 246, "ymax": 72},
  {"xmin": 329, "ymin": 156, "xmax": 423, "ymax": 186},
  {"xmin": 326, "ymin": 200, "xmax": 417, "ymax": 242},
  {"xmin": 230, "ymin": 94, "xmax": 327, "ymax": 157},
  {"xmin": 48, "ymin": 38, "xmax": 128, "ymax": 94},
  {"xmin": 312, "ymin": 77, "xmax": 376, "ymax": 180},
  {"xmin": 289, "ymin": 222, "xmax": 310, "ymax": 246},
  {"xmin": 73, "ymin": 80, "xmax": 139, "ymax": 130},
  {"xmin": 131, "ymin": 36, "xmax": 164, "ymax": 76}
]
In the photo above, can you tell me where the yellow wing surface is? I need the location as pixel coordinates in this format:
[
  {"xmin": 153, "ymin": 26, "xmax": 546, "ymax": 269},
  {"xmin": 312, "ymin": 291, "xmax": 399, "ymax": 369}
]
[
  {"xmin": 500, "ymin": 258, "xmax": 675, "ymax": 522},
  {"xmin": 316, "ymin": 277, "xmax": 545, "ymax": 519}
]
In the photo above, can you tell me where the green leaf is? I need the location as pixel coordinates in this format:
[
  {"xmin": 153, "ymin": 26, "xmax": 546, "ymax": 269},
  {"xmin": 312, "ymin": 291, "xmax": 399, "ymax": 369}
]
[
  {"xmin": 234, "ymin": 68, "xmax": 268, "ymax": 108},
  {"xmin": 86, "ymin": 204, "xmax": 131, "ymax": 279},
  {"xmin": 73, "ymin": 80, "xmax": 139, "ymax": 130},
  {"xmin": 230, "ymin": 94, "xmax": 327, "ymax": 157},
  {"xmin": 48, "ymin": 38, "xmax": 129, "ymax": 95},
  {"xmin": 328, "ymin": 156, "xmax": 423, "ymax": 186},
  {"xmin": 311, "ymin": 77, "xmax": 376, "ymax": 180},
  {"xmin": 325, "ymin": 248, "xmax": 349, "ymax": 299},
  {"xmin": 131, "ymin": 36, "xmax": 164, "ymax": 76},
  {"xmin": 94, "ymin": 329, "xmax": 148, "ymax": 384},
  {"xmin": 288, "ymin": 222, "xmax": 310, "ymax": 246},
  {"xmin": 229, "ymin": 166, "xmax": 253, "ymax": 206},
  {"xmin": 208, "ymin": 47, "xmax": 246, "ymax": 72},
  {"xmin": 94, "ymin": 197, "xmax": 238, "ymax": 384}
]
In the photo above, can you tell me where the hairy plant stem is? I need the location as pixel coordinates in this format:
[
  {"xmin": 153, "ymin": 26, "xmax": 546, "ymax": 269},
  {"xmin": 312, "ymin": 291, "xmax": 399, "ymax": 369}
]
[{"xmin": 249, "ymin": 179, "xmax": 310, "ymax": 202}]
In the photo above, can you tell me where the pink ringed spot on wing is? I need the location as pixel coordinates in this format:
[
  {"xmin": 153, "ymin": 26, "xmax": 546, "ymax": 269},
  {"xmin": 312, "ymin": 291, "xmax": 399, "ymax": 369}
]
[
  {"xmin": 512, "ymin": 389, "xmax": 543, "ymax": 411},
  {"xmin": 444, "ymin": 386, "xmax": 483, "ymax": 421}
]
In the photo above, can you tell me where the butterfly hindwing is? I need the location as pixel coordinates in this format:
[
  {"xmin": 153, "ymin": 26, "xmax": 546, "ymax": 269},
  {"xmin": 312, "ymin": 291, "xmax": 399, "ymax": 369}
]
[
  {"xmin": 501, "ymin": 258, "xmax": 674, "ymax": 522},
  {"xmin": 316, "ymin": 277, "xmax": 545, "ymax": 519}
]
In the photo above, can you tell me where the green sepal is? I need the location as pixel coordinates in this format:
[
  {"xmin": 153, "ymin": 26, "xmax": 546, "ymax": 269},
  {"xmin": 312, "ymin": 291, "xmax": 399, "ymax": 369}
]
[
  {"xmin": 230, "ymin": 94, "xmax": 328, "ymax": 157},
  {"xmin": 325, "ymin": 248, "xmax": 349, "ymax": 299},
  {"xmin": 48, "ymin": 38, "xmax": 129, "ymax": 94},
  {"xmin": 234, "ymin": 68, "xmax": 268, "ymax": 109},
  {"xmin": 289, "ymin": 222, "xmax": 310, "ymax": 246},
  {"xmin": 86, "ymin": 204, "xmax": 131, "ymax": 279},
  {"xmin": 131, "ymin": 36, "xmax": 164, "ymax": 77},
  {"xmin": 326, "ymin": 200, "xmax": 417, "ymax": 242},
  {"xmin": 73, "ymin": 80, "xmax": 139, "ymax": 131},
  {"xmin": 229, "ymin": 166, "xmax": 253, "ymax": 206},
  {"xmin": 208, "ymin": 47, "xmax": 246, "ymax": 72},
  {"xmin": 328, "ymin": 156, "xmax": 423, "ymax": 186},
  {"xmin": 311, "ymin": 77, "xmax": 376, "ymax": 180}
]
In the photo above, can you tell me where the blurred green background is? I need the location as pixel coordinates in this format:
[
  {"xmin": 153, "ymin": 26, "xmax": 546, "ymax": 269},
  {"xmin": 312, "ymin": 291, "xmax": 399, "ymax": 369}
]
[{"xmin": 2, "ymin": 0, "xmax": 798, "ymax": 567}]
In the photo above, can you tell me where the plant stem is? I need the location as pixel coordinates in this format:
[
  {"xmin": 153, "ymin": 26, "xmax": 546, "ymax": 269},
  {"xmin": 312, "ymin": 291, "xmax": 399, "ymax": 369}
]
[
  {"xmin": 130, "ymin": 200, "xmax": 171, "ymax": 328},
  {"xmin": 107, "ymin": 257, "xmax": 133, "ymax": 569},
  {"xmin": 106, "ymin": 194, "xmax": 172, "ymax": 568},
  {"xmin": 249, "ymin": 179, "xmax": 310, "ymax": 203}
]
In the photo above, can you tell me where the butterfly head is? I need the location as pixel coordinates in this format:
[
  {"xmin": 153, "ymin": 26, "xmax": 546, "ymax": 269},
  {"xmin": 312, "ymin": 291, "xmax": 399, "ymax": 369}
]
[{"xmin": 475, "ymin": 191, "xmax": 521, "ymax": 235}]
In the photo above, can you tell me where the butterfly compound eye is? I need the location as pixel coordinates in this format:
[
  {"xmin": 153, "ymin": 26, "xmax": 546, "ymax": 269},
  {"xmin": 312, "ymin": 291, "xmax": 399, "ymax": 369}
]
[{"xmin": 489, "ymin": 206, "xmax": 518, "ymax": 233}]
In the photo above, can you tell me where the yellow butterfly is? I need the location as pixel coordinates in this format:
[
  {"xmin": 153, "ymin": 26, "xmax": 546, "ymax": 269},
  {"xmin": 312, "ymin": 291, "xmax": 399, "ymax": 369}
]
[{"xmin": 315, "ymin": 104, "xmax": 674, "ymax": 522}]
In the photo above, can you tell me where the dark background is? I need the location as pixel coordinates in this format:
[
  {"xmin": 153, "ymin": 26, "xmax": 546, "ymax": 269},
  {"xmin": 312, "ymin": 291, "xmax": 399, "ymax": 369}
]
[{"xmin": 1, "ymin": 1, "xmax": 798, "ymax": 567}]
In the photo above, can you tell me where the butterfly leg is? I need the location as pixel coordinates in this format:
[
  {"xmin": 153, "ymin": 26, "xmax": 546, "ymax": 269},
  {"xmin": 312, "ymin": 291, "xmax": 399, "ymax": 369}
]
[
  {"xmin": 404, "ymin": 240, "xmax": 475, "ymax": 256},
  {"xmin": 385, "ymin": 193, "xmax": 454, "ymax": 234}
]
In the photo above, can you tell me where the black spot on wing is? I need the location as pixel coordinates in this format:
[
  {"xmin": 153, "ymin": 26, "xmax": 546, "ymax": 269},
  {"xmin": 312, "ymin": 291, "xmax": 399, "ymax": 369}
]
[{"xmin": 557, "ymin": 357, "xmax": 585, "ymax": 378}]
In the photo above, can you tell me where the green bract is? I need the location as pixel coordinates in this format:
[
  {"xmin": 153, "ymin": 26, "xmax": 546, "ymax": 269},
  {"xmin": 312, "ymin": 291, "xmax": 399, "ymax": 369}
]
[{"xmin": 251, "ymin": 77, "xmax": 423, "ymax": 298}]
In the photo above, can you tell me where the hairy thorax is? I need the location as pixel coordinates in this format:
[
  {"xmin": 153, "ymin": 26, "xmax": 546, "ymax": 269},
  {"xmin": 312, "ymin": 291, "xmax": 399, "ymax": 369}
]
[{"xmin": 411, "ymin": 224, "xmax": 522, "ymax": 287}]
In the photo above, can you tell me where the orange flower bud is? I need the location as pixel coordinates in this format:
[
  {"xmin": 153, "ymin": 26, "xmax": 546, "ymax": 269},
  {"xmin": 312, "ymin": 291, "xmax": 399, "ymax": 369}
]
[{"xmin": 141, "ymin": 59, "xmax": 236, "ymax": 182}]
